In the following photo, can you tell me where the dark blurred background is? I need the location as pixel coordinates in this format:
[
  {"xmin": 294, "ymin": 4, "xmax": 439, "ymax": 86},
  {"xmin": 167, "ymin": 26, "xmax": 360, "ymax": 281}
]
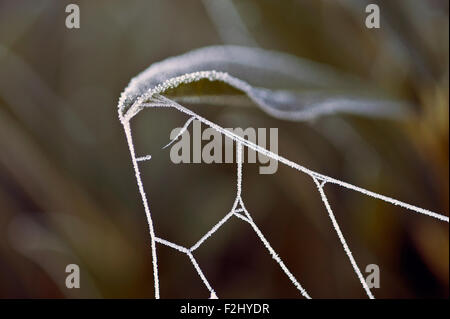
[{"xmin": 0, "ymin": 0, "xmax": 448, "ymax": 298}]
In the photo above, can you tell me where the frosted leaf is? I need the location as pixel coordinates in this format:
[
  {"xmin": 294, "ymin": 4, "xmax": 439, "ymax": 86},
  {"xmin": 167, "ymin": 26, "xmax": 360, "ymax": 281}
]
[{"xmin": 118, "ymin": 45, "xmax": 409, "ymax": 122}]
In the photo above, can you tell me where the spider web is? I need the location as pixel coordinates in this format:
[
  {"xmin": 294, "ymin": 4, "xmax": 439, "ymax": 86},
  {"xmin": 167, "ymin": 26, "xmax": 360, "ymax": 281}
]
[{"xmin": 120, "ymin": 93, "xmax": 449, "ymax": 300}]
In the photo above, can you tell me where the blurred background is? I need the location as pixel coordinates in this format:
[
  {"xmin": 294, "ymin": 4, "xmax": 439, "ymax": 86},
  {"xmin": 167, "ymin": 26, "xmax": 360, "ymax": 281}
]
[{"xmin": 0, "ymin": 0, "xmax": 448, "ymax": 298}]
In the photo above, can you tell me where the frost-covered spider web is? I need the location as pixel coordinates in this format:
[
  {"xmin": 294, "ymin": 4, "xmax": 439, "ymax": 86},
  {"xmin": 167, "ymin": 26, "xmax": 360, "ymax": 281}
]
[{"xmin": 118, "ymin": 46, "xmax": 449, "ymax": 299}]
